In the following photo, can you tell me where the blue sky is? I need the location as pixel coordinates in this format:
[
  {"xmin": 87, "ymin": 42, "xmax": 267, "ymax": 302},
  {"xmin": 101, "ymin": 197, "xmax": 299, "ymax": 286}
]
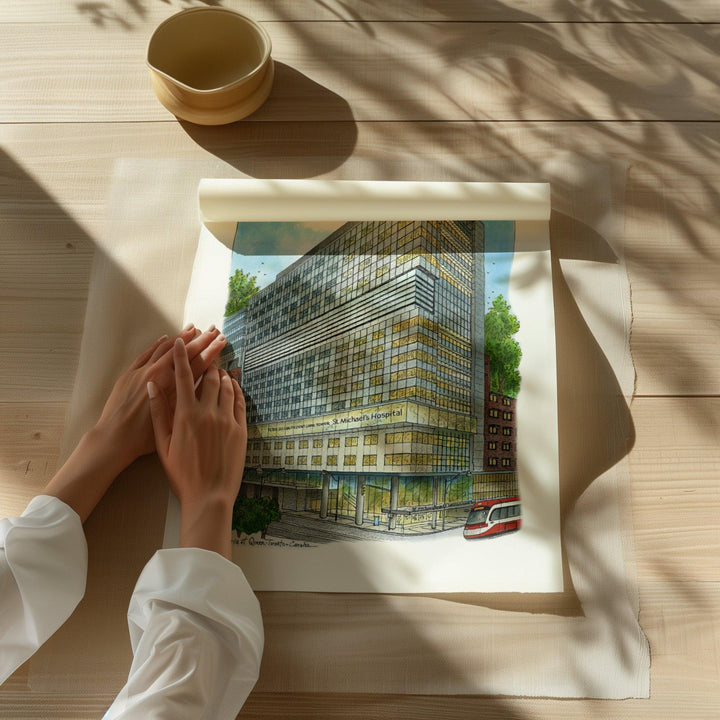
[
  {"xmin": 230, "ymin": 221, "xmax": 515, "ymax": 306},
  {"xmin": 230, "ymin": 221, "xmax": 342, "ymax": 289},
  {"xmin": 483, "ymin": 221, "xmax": 515, "ymax": 308}
]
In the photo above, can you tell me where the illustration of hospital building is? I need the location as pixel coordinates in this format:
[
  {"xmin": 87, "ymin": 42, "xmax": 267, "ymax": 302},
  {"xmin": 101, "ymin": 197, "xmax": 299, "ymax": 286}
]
[{"xmin": 222, "ymin": 220, "xmax": 512, "ymax": 534}]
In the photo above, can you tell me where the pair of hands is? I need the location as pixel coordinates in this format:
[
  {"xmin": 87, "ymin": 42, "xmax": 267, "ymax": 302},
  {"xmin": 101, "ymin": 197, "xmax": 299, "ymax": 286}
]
[
  {"xmin": 107, "ymin": 326, "xmax": 246, "ymax": 559},
  {"xmin": 48, "ymin": 325, "xmax": 246, "ymax": 556}
]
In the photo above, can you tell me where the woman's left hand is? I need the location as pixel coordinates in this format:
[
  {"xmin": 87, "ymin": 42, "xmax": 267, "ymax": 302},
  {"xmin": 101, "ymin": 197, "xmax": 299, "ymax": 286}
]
[{"xmin": 95, "ymin": 325, "xmax": 227, "ymax": 470}]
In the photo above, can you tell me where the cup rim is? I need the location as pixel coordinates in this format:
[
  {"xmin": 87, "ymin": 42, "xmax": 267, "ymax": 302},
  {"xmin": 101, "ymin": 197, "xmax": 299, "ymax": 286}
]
[{"xmin": 147, "ymin": 7, "xmax": 273, "ymax": 94}]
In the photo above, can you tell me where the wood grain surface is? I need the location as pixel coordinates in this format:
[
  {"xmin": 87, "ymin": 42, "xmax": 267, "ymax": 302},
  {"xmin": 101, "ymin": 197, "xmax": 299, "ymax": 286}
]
[{"xmin": 1, "ymin": 0, "xmax": 718, "ymax": 717}]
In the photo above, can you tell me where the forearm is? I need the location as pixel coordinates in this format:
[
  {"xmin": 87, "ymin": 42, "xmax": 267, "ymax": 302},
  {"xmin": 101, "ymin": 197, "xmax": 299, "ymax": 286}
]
[
  {"xmin": 179, "ymin": 495, "xmax": 234, "ymax": 560},
  {"xmin": 43, "ymin": 424, "xmax": 131, "ymax": 524}
]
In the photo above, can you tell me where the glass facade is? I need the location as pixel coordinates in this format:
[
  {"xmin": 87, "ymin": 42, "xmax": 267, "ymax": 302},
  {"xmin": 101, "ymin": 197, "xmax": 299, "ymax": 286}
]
[{"xmin": 223, "ymin": 220, "xmax": 485, "ymax": 477}]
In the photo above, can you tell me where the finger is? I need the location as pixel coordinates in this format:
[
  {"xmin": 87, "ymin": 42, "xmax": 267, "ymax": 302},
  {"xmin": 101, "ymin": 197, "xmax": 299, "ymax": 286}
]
[
  {"xmin": 185, "ymin": 327, "xmax": 220, "ymax": 367},
  {"xmin": 199, "ymin": 366, "xmax": 221, "ymax": 407},
  {"xmin": 150, "ymin": 323, "xmax": 197, "ymax": 365},
  {"xmin": 219, "ymin": 370, "xmax": 235, "ymax": 414},
  {"xmin": 147, "ymin": 381, "xmax": 171, "ymax": 459},
  {"xmin": 130, "ymin": 334, "xmax": 169, "ymax": 370},
  {"xmin": 190, "ymin": 333, "xmax": 227, "ymax": 378},
  {"xmin": 177, "ymin": 323, "xmax": 197, "ymax": 344},
  {"xmin": 231, "ymin": 377, "xmax": 247, "ymax": 426},
  {"xmin": 173, "ymin": 337, "xmax": 195, "ymax": 411},
  {"xmin": 147, "ymin": 325, "xmax": 198, "ymax": 380},
  {"xmin": 148, "ymin": 337, "xmax": 175, "ymax": 364}
]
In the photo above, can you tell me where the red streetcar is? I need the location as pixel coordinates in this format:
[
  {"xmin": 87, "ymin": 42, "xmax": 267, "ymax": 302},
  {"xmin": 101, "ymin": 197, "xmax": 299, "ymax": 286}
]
[{"xmin": 463, "ymin": 496, "xmax": 522, "ymax": 540}]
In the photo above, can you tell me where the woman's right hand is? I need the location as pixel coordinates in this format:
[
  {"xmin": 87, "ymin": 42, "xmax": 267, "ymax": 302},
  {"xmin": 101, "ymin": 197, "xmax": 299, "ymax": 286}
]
[{"xmin": 148, "ymin": 338, "xmax": 247, "ymax": 559}]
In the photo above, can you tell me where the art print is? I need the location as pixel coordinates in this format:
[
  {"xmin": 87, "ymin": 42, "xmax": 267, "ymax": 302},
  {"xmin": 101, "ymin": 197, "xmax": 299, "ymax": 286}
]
[
  {"xmin": 220, "ymin": 220, "xmax": 524, "ymax": 549},
  {"xmin": 173, "ymin": 181, "xmax": 560, "ymax": 592}
]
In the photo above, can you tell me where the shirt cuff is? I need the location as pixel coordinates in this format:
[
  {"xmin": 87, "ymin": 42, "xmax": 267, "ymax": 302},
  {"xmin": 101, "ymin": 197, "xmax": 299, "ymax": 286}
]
[
  {"xmin": 116, "ymin": 547, "xmax": 264, "ymax": 719},
  {"xmin": 0, "ymin": 495, "xmax": 87, "ymax": 683}
]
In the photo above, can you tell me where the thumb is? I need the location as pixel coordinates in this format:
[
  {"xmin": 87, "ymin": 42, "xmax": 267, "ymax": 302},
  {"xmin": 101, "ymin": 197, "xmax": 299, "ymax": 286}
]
[{"xmin": 147, "ymin": 381, "xmax": 171, "ymax": 460}]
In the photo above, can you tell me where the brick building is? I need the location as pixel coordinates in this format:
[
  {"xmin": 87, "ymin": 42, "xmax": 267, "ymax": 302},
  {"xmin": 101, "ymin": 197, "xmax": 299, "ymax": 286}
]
[{"xmin": 483, "ymin": 354, "xmax": 517, "ymax": 471}]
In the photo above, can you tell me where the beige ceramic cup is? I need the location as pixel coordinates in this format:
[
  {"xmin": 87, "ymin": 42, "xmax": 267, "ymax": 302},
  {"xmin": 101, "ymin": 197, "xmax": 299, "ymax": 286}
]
[{"xmin": 147, "ymin": 7, "xmax": 273, "ymax": 125}]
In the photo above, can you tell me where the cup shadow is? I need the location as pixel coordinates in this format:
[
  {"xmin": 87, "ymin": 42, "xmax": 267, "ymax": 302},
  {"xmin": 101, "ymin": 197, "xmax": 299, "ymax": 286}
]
[{"xmin": 180, "ymin": 61, "xmax": 358, "ymax": 179}]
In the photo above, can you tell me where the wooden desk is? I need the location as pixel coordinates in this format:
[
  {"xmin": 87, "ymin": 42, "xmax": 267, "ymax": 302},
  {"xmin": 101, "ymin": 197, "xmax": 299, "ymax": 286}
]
[{"xmin": 1, "ymin": 2, "xmax": 718, "ymax": 717}]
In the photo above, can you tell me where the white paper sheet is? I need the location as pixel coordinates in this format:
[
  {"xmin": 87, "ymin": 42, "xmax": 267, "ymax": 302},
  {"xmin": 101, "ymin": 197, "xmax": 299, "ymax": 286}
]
[{"xmin": 169, "ymin": 180, "xmax": 561, "ymax": 593}]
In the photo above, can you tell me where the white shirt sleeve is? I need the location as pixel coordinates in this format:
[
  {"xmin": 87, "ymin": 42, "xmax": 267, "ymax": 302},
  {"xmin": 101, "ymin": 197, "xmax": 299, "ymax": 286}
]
[
  {"xmin": 0, "ymin": 495, "xmax": 88, "ymax": 685},
  {"xmin": 102, "ymin": 547, "xmax": 264, "ymax": 720}
]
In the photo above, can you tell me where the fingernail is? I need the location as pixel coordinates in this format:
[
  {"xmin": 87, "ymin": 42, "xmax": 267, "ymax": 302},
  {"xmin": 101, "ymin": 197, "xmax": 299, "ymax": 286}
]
[
  {"xmin": 147, "ymin": 381, "xmax": 157, "ymax": 399},
  {"xmin": 158, "ymin": 334, "xmax": 169, "ymax": 342},
  {"xmin": 208, "ymin": 324, "xmax": 216, "ymax": 332},
  {"xmin": 183, "ymin": 322, "xmax": 194, "ymax": 331},
  {"xmin": 174, "ymin": 337, "xmax": 184, "ymax": 349},
  {"xmin": 218, "ymin": 334, "xmax": 226, "ymax": 343}
]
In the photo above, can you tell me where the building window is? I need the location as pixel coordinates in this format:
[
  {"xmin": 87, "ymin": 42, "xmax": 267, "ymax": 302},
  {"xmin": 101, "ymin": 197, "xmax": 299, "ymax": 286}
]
[
  {"xmin": 501, "ymin": 458, "xmax": 512, "ymax": 468},
  {"xmin": 286, "ymin": 440, "xmax": 295, "ymax": 449},
  {"xmin": 272, "ymin": 456, "xmax": 281, "ymax": 465},
  {"xmin": 490, "ymin": 392, "xmax": 498, "ymax": 402},
  {"xmin": 262, "ymin": 455, "xmax": 270, "ymax": 464},
  {"xmin": 298, "ymin": 456, "xmax": 307, "ymax": 465},
  {"xmin": 344, "ymin": 455, "xmax": 356, "ymax": 466},
  {"xmin": 502, "ymin": 427, "xmax": 513, "ymax": 436},
  {"xmin": 488, "ymin": 425, "xmax": 498, "ymax": 434},
  {"xmin": 327, "ymin": 455, "xmax": 338, "ymax": 466},
  {"xmin": 328, "ymin": 437, "xmax": 340, "ymax": 448},
  {"xmin": 313, "ymin": 438, "xmax": 323, "ymax": 448},
  {"xmin": 364, "ymin": 434, "xmax": 378, "ymax": 445},
  {"xmin": 503, "ymin": 411, "xmax": 513, "ymax": 421},
  {"xmin": 488, "ymin": 441, "xmax": 497, "ymax": 450},
  {"xmin": 362, "ymin": 454, "xmax": 377, "ymax": 466},
  {"xmin": 274, "ymin": 441, "xmax": 282, "ymax": 450},
  {"xmin": 312, "ymin": 455, "xmax": 322, "ymax": 465},
  {"xmin": 299, "ymin": 439, "xmax": 309, "ymax": 449},
  {"xmin": 285, "ymin": 456, "xmax": 294, "ymax": 465},
  {"xmin": 502, "ymin": 397, "xmax": 512, "ymax": 406},
  {"xmin": 489, "ymin": 408, "xmax": 500, "ymax": 418},
  {"xmin": 488, "ymin": 457, "xmax": 498, "ymax": 467},
  {"xmin": 345, "ymin": 436, "xmax": 358, "ymax": 446},
  {"xmin": 502, "ymin": 441, "xmax": 512, "ymax": 452}
]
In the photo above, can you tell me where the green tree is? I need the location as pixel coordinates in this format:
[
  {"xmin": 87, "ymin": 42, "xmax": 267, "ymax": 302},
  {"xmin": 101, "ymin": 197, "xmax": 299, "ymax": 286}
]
[
  {"xmin": 232, "ymin": 496, "xmax": 281, "ymax": 538},
  {"xmin": 225, "ymin": 269, "xmax": 260, "ymax": 316},
  {"xmin": 485, "ymin": 294, "xmax": 522, "ymax": 397}
]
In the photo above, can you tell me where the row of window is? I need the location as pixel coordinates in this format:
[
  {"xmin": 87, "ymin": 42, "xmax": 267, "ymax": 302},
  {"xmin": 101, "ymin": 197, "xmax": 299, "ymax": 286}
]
[
  {"xmin": 255, "ymin": 435, "xmax": 377, "ymax": 451},
  {"xmin": 487, "ymin": 425, "xmax": 514, "ymax": 436},
  {"xmin": 487, "ymin": 457, "xmax": 514, "ymax": 468},
  {"xmin": 488, "ymin": 441, "xmax": 513, "ymax": 452},
  {"xmin": 247, "ymin": 453, "xmax": 466, "ymax": 468},
  {"xmin": 488, "ymin": 408, "xmax": 514, "ymax": 420},
  {"xmin": 488, "ymin": 392, "xmax": 514, "ymax": 406},
  {"xmin": 252, "ymin": 431, "xmax": 469, "ymax": 452}
]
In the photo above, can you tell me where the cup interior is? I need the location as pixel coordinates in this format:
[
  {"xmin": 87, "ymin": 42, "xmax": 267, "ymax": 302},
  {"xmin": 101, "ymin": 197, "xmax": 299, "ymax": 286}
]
[{"xmin": 148, "ymin": 9, "xmax": 270, "ymax": 91}]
